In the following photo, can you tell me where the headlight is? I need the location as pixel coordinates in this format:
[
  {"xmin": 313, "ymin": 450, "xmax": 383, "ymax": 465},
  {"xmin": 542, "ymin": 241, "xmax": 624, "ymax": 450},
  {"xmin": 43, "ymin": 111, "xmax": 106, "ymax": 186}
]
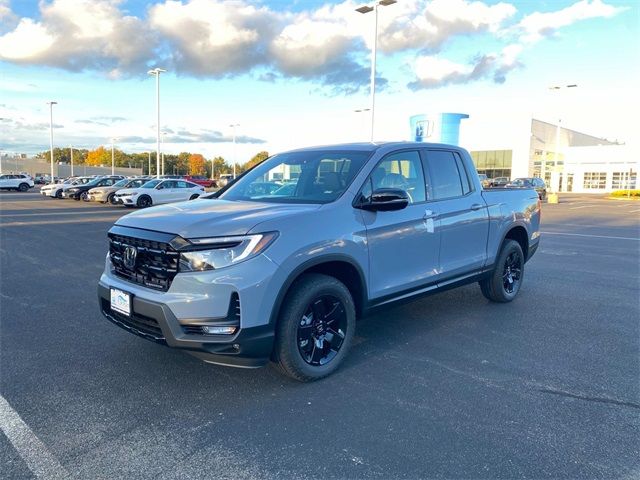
[{"xmin": 180, "ymin": 232, "xmax": 278, "ymax": 271}]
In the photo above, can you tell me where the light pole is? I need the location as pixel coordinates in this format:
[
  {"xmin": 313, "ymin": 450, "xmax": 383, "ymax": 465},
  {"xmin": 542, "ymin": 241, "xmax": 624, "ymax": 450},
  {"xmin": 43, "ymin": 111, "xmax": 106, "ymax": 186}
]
[
  {"xmin": 148, "ymin": 151, "xmax": 152, "ymax": 176},
  {"xmin": 356, "ymin": 0, "xmax": 396, "ymax": 142},
  {"xmin": 161, "ymin": 131, "xmax": 166, "ymax": 176},
  {"xmin": 148, "ymin": 68, "xmax": 166, "ymax": 179},
  {"xmin": 110, "ymin": 137, "xmax": 117, "ymax": 175},
  {"xmin": 547, "ymin": 84, "xmax": 578, "ymax": 191},
  {"xmin": 229, "ymin": 123, "xmax": 240, "ymax": 178},
  {"xmin": 354, "ymin": 108, "xmax": 371, "ymax": 140},
  {"xmin": 69, "ymin": 146, "xmax": 74, "ymax": 176},
  {"xmin": 46, "ymin": 101, "xmax": 57, "ymax": 182}
]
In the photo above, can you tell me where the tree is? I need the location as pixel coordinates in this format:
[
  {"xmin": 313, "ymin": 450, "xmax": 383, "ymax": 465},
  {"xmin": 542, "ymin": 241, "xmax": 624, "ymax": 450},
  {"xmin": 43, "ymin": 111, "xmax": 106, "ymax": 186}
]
[
  {"xmin": 242, "ymin": 151, "xmax": 269, "ymax": 172},
  {"xmin": 177, "ymin": 152, "xmax": 191, "ymax": 175},
  {"xmin": 188, "ymin": 153, "xmax": 206, "ymax": 175},
  {"xmin": 211, "ymin": 156, "xmax": 231, "ymax": 176},
  {"xmin": 86, "ymin": 146, "xmax": 111, "ymax": 166}
]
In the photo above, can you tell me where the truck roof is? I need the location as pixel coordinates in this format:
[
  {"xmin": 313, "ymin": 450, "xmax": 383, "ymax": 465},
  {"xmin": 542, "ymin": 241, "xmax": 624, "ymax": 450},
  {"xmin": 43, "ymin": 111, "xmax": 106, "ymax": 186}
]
[{"xmin": 285, "ymin": 141, "xmax": 465, "ymax": 153}]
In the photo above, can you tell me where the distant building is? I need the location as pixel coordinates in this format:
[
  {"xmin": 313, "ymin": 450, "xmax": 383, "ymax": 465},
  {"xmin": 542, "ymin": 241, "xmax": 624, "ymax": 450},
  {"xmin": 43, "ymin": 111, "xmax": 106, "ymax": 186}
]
[{"xmin": 457, "ymin": 116, "xmax": 634, "ymax": 193}]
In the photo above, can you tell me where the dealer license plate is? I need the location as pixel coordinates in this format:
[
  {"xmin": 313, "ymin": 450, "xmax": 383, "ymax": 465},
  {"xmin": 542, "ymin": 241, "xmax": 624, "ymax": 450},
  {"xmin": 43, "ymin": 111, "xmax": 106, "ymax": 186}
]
[{"xmin": 110, "ymin": 288, "xmax": 131, "ymax": 316}]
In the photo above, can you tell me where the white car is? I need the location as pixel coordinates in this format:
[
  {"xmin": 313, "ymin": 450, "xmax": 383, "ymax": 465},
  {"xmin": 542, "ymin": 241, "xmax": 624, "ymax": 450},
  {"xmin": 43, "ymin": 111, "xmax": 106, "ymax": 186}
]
[
  {"xmin": 41, "ymin": 177, "xmax": 93, "ymax": 198},
  {"xmin": 114, "ymin": 179, "xmax": 205, "ymax": 208},
  {"xmin": 0, "ymin": 174, "xmax": 34, "ymax": 191}
]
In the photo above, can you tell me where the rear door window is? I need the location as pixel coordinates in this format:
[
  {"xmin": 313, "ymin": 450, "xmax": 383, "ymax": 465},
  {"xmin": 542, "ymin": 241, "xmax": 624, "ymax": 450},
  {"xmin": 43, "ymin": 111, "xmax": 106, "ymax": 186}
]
[{"xmin": 423, "ymin": 150, "xmax": 465, "ymax": 199}]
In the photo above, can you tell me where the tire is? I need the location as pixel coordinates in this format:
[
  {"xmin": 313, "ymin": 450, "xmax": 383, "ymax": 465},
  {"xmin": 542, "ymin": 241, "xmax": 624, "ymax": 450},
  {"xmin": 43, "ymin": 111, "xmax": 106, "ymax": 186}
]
[
  {"xmin": 189, "ymin": 194, "xmax": 199, "ymax": 200},
  {"xmin": 107, "ymin": 193, "xmax": 117, "ymax": 205},
  {"xmin": 18, "ymin": 183, "xmax": 29, "ymax": 192},
  {"xmin": 273, "ymin": 273, "xmax": 356, "ymax": 382},
  {"xmin": 80, "ymin": 191, "xmax": 89, "ymax": 201},
  {"xmin": 479, "ymin": 239, "xmax": 525, "ymax": 303},
  {"xmin": 55, "ymin": 189, "xmax": 62, "ymax": 199},
  {"xmin": 136, "ymin": 195, "xmax": 152, "ymax": 208}
]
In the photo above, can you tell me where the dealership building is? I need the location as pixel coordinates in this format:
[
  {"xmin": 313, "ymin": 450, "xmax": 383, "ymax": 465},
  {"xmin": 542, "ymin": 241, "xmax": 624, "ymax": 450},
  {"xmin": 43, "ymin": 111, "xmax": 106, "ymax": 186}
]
[{"xmin": 411, "ymin": 113, "xmax": 638, "ymax": 193}]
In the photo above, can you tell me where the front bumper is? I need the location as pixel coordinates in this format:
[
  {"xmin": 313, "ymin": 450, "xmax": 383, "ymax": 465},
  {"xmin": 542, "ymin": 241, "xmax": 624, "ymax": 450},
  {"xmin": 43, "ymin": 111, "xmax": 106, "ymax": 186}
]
[{"xmin": 98, "ymin": 282, "xmax": 274, "ymax": 367}]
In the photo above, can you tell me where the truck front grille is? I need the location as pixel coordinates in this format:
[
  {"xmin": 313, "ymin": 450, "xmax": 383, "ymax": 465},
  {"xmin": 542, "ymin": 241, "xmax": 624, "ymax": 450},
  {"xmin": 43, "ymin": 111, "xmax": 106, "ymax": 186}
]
[{"xmin": 108, "ymin": 233, "xmax": 180, "ymax": 291}]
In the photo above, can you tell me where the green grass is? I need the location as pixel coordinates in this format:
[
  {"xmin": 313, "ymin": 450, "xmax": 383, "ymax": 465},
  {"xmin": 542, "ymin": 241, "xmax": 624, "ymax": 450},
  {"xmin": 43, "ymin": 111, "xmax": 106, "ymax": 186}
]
[{"xmin": 610, "ymin": 190, "xmax": 640, "ymax": 198}]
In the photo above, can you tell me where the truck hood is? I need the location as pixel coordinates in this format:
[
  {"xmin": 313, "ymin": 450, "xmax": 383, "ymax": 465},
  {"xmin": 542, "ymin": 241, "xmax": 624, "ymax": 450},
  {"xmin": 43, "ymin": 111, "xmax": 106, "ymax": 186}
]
[{"xmin": 115, "ymin": 199, "xmax": 322, "ymax": 238}]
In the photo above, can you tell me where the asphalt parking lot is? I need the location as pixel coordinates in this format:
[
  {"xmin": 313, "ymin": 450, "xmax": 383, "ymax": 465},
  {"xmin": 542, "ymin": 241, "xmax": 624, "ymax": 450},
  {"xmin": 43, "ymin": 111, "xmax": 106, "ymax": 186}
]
[{"xmin": 1, "ymin": 191, "xmax": 639, "ymax": 479}]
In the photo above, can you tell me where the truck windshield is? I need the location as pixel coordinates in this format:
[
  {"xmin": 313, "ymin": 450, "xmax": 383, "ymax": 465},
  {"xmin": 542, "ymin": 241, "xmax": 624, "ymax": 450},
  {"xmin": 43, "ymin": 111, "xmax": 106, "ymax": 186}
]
[{"xmin": 218, "ymin": 150, "xmax": 371, "ymax": 204}]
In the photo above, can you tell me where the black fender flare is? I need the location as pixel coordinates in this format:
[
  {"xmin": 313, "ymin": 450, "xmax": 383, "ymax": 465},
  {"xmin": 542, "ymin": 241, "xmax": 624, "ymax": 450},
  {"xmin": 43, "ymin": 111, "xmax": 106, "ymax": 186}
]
[{"xmin": 267, "ymin": 253, "xmax": 368, "ymax": 328}]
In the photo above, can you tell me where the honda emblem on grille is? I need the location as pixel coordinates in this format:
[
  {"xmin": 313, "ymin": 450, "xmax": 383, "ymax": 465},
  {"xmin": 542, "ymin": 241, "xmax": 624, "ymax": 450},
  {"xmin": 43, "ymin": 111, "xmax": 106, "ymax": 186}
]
[{"xmin": 123, "ymin": 246, "xmax": 138, "ymax": 270}]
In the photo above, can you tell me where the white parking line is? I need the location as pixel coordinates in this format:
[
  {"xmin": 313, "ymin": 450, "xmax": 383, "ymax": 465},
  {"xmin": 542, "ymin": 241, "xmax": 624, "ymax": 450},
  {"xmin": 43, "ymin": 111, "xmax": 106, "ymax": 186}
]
[
  {"xmin": 568, "ymin": 205, "xmax": 591, "ymax": 209},
  {"xmin": 0, "ymin": 394, "xmax": 68, "ymax": 479},
  {"xmin": 541, "ymin": 231, "xmax": 639, "ymax": 241}
]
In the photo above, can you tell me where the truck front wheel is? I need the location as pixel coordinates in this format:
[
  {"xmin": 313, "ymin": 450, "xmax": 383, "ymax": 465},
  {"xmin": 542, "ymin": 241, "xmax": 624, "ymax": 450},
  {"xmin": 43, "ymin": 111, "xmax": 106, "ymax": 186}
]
[
  {"xmin": 479, "ymin": 239, "xmax": 525, "ymax": 303},
  {"xmin": 274, "ymin": 273, "xmax": 356, "ymax": 382}
]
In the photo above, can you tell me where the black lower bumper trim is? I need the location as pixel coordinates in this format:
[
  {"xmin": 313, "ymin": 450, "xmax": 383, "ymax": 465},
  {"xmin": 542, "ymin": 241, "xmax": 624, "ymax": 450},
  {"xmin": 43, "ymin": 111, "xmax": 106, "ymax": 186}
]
[{"xmin": 98, "ymin": 282, "xmax": 274, "ymax": 368}]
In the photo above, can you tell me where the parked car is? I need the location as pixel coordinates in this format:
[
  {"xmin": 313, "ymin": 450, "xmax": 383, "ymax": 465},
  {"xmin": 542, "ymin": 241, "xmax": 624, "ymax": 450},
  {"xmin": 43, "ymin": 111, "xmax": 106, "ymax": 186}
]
[
  {"xmin": 98, "ymin": 142, "xmax": 541, "ymax": 381},
  {"xmin": 63, "ymin": 176, "xmax": 123, "ymax": 201},
  {"xmin": 489, "ymin": 176, "xmax": 510, "ymax": 187},
  {"xmin": 184, "ymin": 175, "xmax": 216, "ymax": 188},
  {"xmin": 0, "ymin": 174, "xmax": 34, "ymax": 191},
  {"xmin": 114, "ymin": 179, "xmax": 204, "ymax": 208},
  {"xmin": 88, "ymin": 178, "xmax": 151, "ymax": 204},
  {"xmin": 507, "ymin": 177, "xmax": 547, "ymax": 200},
  {"xmin": 217, "ymin": 174, "xmax": 234, "ymax": 187},
  {"xmin": 42, "ymin": 177, "xmax": 94, "ymax": 198}
]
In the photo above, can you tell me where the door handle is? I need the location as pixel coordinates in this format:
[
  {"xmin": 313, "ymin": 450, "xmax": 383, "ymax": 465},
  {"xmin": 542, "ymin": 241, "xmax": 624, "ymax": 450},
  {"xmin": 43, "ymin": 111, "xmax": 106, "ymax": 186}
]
[
  {"xmin": 423, "ymin": 209, "xmax": 437, "ymax": 218},
  {"xmin": 470, "ymin": 203, "xmax": 484, "ymax": 211}
]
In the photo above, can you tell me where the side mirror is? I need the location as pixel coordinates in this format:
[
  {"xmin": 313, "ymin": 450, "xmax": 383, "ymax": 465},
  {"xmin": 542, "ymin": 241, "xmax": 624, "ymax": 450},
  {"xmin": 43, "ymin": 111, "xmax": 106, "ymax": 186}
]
[
  {"xmin": 156, "ymin": 184, "xmax": 163, "ymax": 190},
  {"xmin": 358, "ymin": 188, "xmax": 410, "ymax": 212}
]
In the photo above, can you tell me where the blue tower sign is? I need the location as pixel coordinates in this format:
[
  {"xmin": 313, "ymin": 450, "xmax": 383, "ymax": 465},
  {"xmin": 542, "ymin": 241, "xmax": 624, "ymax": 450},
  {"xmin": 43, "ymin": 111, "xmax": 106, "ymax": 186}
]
[{"xmin": 410, "ymin": 113, "xmax": 469, "ymax": 146}]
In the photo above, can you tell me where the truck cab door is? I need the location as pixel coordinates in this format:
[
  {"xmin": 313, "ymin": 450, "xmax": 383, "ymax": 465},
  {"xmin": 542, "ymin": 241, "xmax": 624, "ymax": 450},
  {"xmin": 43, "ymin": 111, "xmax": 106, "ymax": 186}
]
[
  {"xmin": 359, "ymin": 150, "xmax": 441, "ymax": 300},
  {"xmin": 422, "ymin": 149, "xmax": 489, "ymax": 279}
]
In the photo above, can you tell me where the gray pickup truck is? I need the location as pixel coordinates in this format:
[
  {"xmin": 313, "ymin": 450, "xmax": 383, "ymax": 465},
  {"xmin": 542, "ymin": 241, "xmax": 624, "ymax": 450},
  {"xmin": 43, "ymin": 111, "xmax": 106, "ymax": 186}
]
[{"xmin": 98, "ymin": 142, "xmax": 541, "ymax": 381}]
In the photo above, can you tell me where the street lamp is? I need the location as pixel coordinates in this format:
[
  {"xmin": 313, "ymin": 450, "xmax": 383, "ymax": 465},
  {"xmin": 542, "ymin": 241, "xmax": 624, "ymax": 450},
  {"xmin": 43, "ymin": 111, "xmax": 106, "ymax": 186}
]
[
  {"xmin": 69, "ymin": 146, "xmax": 74, "ymax": 176},
  {"xmin": 229, "ymin": 123, "xmax": 240, "ymax": 178},
  {"xmin": 356, "ymin": 0, "xmax": 396, "ymax": 142},
  {"xmin": 46, "ymin": 101, "xmax": 58, "ymax": 182},
  {"xmin": 148, "ymin": 151, "xmax": 152, "ymax": 176},
  {"xmin": 546, "ymin": 84, "xmax": 578, "ymax": 191},
  {"xmin": 148, "ymin": 67, "xmax": 166, "ymax": 179}
]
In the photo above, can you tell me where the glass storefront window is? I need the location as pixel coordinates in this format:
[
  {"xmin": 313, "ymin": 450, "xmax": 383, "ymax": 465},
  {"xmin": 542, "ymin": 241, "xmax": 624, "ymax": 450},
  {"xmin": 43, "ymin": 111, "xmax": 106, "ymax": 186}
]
[
  {"xmin": 583, "ymin": 172, "xmax": 607, "ymax": 189},
  {"xmin": 612, "ymin": 172, "xmax": 637, "ymax": 190}
]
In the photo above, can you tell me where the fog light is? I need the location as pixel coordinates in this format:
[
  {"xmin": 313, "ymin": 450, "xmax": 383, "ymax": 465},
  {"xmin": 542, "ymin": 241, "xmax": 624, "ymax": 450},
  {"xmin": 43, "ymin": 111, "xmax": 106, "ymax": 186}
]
[{"xmin": 201, "ymin": 326, "xmax": 237, "ymax": 335}]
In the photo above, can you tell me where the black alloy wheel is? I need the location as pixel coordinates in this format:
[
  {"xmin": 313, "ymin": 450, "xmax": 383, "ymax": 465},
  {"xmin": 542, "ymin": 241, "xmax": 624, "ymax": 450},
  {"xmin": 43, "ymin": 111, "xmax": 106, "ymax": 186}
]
[
  {"xmin": 18, "ymin": 183, "xmax": 29, "ymax": 192},
  {"xmin": 137, "ymin": 195, "xmax": 152, "ymax": 208},
  {"xmin": 479, "ymin": 239, "xmax": 525, "ymax": 303},
  {"xmin": 107, "ymin": 193, "xmax": 117, "ymax": 205},
  {"xmin": 55, "ymin": 189, "xmax": 62, "ymax": 199},
  {"xmin": 80, "ymin": 191, "xmax": 89, "ymax": 201},
  {"xmin": 297, "ymin": 295, "xmax": 347, "ymax": 366},
  {"xmin": 502, "ymin": 251, "xmax": 522, "ymax": 294}
]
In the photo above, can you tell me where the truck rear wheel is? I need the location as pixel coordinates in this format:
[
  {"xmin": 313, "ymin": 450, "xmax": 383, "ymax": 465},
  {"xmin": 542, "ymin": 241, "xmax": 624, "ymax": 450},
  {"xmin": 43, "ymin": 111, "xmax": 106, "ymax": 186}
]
[
  {"xmin": 274, "ymin": 273, "xmax": 355, "ymax": 382},
  {"xmin": 479, "ymin": 239, "xmax": 525, "ymax": 303}
]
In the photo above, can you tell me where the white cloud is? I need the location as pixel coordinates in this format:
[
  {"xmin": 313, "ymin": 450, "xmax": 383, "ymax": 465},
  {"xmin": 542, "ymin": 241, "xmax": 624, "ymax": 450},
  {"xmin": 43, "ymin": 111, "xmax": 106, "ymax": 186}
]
[
  {"xmin": 149, "ymin": 0, "xmax": 279, "ymax": 76},
  {"xmin": 378, "ymin": 0, "xmax": 516, "ymax": 53},
  {"xmin": 0, "ymin": 0, "xmax": 154, "ymax": 72},
  {"xmin": 516, "ymin": 0, "xmax": 626, "ymax": 43},
  {"xmin": 408, "ymin": 43, "xmax": 523, "ymax": 89}
]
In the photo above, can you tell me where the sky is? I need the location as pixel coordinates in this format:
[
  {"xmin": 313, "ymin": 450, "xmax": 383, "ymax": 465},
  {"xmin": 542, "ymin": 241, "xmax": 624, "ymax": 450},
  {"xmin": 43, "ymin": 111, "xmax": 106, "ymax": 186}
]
[{"xmin": 0, "ymin": 0, "xmax": 638, "ymax": 164}]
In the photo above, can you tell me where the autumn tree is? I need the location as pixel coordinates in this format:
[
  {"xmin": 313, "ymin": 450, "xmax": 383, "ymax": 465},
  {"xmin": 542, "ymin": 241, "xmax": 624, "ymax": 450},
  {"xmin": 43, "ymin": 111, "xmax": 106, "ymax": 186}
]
[
  {"xmin": 242, "ymin": 151, "xmax": 269, "ymax": 172},
  {"xmin": 188, "ymin": 153, "xmax": 206, "ymax": 175},
  {"xmin": 86, "ymin": 146, "xmax": 111, "ymax": 166}
]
